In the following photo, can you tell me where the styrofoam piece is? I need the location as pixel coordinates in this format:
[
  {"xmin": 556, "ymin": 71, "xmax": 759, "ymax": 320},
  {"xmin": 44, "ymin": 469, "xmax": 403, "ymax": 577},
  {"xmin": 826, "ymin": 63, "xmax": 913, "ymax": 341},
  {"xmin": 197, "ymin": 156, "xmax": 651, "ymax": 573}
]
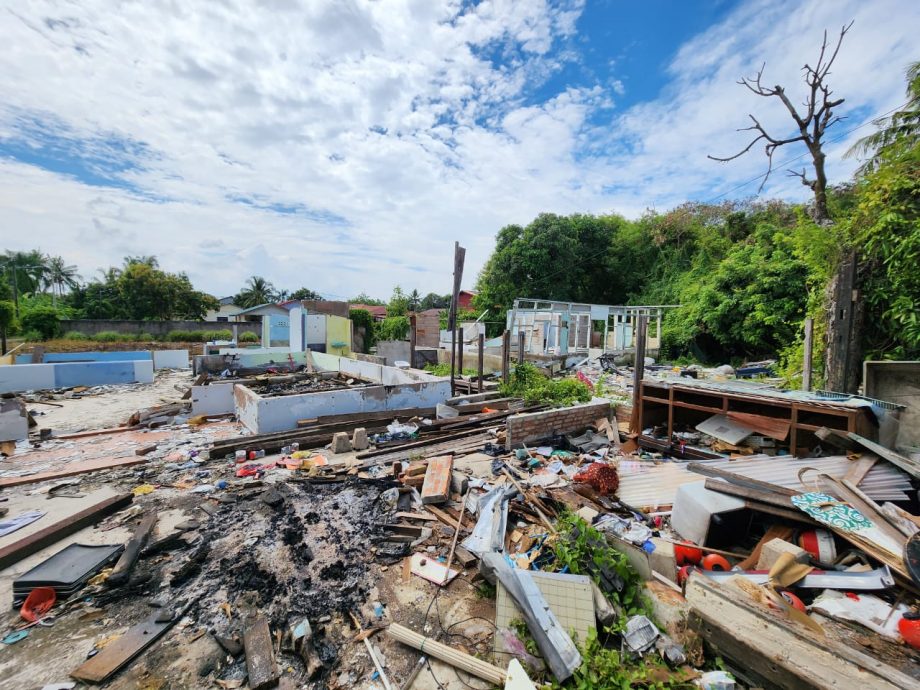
[
  {"xmin": 671, "ymin": 481, "xmax": 745, "ymax": 545},
  {"xmin": 152, "ymin": 349, "xmax": 189, "ymax": 369}
]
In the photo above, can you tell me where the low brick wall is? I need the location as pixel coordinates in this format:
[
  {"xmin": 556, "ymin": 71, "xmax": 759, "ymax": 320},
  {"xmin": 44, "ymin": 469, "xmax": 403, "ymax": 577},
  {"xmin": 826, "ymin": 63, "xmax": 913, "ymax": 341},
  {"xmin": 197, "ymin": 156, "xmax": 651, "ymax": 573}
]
[
  {"xmin": 59, "ymin": 319, "xmax": 261, "ymax": 337},
  {"xmin": 506, "ymin": 400, "xmax": 613, "ymax": 448}
]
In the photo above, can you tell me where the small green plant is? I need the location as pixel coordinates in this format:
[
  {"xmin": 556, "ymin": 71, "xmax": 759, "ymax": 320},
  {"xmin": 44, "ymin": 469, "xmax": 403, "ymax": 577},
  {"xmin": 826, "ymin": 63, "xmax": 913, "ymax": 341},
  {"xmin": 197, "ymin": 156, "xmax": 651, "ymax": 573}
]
[
  {"xmin": 239, "ymin": 331, "xmax": 259, "ymax": 343},
  {"xmin": 499, "ymin": 362, "xmax": 592, "ymax": 406},
  {"xmin": 475, "ymin": 582, "xmax": 496, "ymax": 599},
  {"xmin": 63, "ymin": 331, "xmax": 90, "ymax": 341},
  {"xmin": 556, "ymin": 628, "xmax": 698, "ymax": 690},
  {"xmin": 93, "ymin": 331, "xmax": 132, "ymax": 342},
  {"xmin": 136, "ymin": 332, "xmax": 154, "ymax": 341},
  {"xmin": 509, "ymin": 619, "xmax": 540, "ymax": 657},
  {"xmin": 552, "ymin": 512, "xmax": 649, "ymax": 617},
  {"xmin": 424, "ymin": 362, "xmax": 478, "ymax": 377}
]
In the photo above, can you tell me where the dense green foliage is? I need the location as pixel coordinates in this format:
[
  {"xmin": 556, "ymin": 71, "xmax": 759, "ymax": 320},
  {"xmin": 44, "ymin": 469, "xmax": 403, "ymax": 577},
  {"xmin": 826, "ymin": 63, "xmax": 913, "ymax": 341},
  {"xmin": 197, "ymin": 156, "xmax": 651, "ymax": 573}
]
[
  {"xmin": 499, "ymin": 362, "xmax": 592, "ymax": 406},
  {"xmin": 374, "ymin": 316, "xmax": 410, "ymax": 341},
  {"xmin": 238, "ymin": 331, "xmax": 260, "ymax": 343},
  {"xmin": 288, "ymin": 287, "xmax": 323, "ymax": 301},
  {"xmin": 68, "ymin": 257, "xmax": 218, "ymax": 320},
  {"xmin": 21, "ymin": 306, "xmax": 61, "ymax": 340},
  {"xmin": 349, "ymin": 308, "xmax": 376, "ymax": 352}
]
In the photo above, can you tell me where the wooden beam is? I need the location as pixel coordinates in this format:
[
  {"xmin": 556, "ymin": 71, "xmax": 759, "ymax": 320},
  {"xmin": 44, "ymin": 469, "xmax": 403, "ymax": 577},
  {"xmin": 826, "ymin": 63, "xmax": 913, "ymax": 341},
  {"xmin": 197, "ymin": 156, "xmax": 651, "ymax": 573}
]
[
  {"xmin": 802, "ymin": 317, "xmax": 814, "ymax": 391},
  {"xmin": 106, "ymin": 513, "xmax": 157, "ymax": 587},
  {"xmin": 686, "ymin": 462, "xmax": 798, "ymax": 496},
  {"xmin": 477, "ymin": 333, "xmax": 484, "ymax": 394},
  {"xmin": 0, "ymin": 456, "xmax": 147, "ymax": 488},
  {"xmin": 0, "ymin": 493, "xmax": 133, "ymax": 570},
  {"xmin": 244, "ymin": 616, "xmax": 280, "ymax": 690},
  {"xmin": 847, "ymin": 432, "xmax": 920, "ymax": 480},
  {"xmin": 629, "ymin": 315, "xmax": 648, "ymax": 434}
]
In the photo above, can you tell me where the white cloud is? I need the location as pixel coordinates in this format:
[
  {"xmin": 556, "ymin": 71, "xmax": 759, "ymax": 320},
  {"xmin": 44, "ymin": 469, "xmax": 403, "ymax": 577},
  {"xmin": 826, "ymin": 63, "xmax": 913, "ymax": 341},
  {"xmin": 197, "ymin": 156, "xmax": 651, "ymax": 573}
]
[{"xmin": 0, "ymin": 0, "xmax": 916, "ymax": 300}]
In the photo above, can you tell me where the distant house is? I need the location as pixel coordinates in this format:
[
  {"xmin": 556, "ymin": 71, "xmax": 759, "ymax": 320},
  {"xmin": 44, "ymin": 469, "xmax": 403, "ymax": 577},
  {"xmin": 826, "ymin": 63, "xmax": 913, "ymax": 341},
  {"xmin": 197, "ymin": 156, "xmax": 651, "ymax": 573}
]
[
  {"xmin": 205, "ymin": 296, "xmax": 239, "ymax": 322},
  {"xmin": 229, "ymin": 303, "xmax": 289, "ymax": 323},
  {"xmin": 458, "ymin": 290, "xmax": 477, "ymax": 310},
  {"xmin": 349, "ymin": 303, "xmax": 388, "ymax": 321}
]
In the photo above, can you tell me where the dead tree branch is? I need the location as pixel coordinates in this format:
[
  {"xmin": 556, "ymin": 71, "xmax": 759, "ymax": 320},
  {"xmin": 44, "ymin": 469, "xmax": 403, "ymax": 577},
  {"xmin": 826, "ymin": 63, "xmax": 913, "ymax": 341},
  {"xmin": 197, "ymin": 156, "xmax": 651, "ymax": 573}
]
[{"xmin": 707, "ymin": 21, "xmax": 853, "ymax": 219}]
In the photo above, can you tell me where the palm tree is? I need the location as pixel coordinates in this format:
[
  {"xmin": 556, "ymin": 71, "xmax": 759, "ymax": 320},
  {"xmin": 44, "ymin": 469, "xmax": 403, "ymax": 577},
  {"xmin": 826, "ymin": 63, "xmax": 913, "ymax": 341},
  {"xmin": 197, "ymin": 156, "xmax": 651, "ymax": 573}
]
[
  {"xmin": 235, "ymin": 276, "xmax": 278, "ymax": 308},
  {"xmin": 1, "ymin": 250, "xmax": 48, "ymax": 315},
  {"xmin": 44, "ymin": 255, "xmax": 81, "ymax": 307},
  {"xmin": 847, "ymin": 61, "xmax": 920, "ymax": 173}
]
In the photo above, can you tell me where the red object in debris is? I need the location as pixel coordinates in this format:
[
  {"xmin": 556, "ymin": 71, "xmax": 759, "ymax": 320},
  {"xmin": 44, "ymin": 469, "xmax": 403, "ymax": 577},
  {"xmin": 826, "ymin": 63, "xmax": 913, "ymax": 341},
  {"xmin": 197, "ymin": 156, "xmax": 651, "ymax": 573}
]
[
  {"xmin": 481, "ymin": 407, "xmax": 498, "ymax": 414},
  {"xmin": 797, "ymin": 529, "xmax": 836, "ymax": 562},
  {"xmin": 701, "ymin": 554, "xmax": 731, "ymax": 571},
  {"xmin": 573, "ymin": 462, "xmax": 619, "ymax": 495},
  {"xmin": 676, "ymin": 565, "xmax": 697, "ymax": 586},
  {"xmin": 20, "ymin": 587, "xmax": 56, "ymax": 622},
  {"xmin": 780, "ymin": 591, "xmax": 807, "ymax": 613},
  {"xmin": 236, "ymin": 464, "xmax": 262, "ymax": 478},
  {"xmin": 899, "ymin": 613, "xmax": 920, "ymax": 650},
  {"xmin": 674, "ymin": 541, "xmax": 703, "ymax": 566},
  {"xmin": 576, "ymin": 371, "xmax": 594, "ymax": 391}
]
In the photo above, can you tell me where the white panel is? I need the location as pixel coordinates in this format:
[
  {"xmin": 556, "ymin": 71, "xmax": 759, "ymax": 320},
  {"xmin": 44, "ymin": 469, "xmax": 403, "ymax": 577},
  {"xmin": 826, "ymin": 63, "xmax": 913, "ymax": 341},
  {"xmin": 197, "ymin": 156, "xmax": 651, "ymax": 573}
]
[
  {"xmin": 152, "ymin": 350, "xmax": 190, "ymax": 369},
  {"xmin": 0, "ymin": 364, "xmax": 57, "ymax": 393},
  {"xmin": 133, "ymin": 360, "xmax": 155, "ymax": 383},
  {"xmin": 191, "ymin": 383, "xmax": 235, "ymax": 415}
]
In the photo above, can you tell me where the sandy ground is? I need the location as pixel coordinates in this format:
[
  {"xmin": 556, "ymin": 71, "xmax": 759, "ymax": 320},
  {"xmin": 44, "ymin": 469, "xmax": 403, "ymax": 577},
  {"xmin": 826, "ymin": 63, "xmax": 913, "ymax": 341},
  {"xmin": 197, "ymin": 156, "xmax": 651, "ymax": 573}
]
[{"xmin": 25, "ymin": 369, "xmax": 196, "ymax": 434}]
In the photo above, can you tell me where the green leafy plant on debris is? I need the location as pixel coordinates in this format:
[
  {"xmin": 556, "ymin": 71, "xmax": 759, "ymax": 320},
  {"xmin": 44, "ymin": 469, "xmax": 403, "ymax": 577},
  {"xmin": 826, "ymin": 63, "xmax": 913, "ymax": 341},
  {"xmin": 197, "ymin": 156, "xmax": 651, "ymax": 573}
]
[
  {"xmin": 556, "ymin": 628, "xmax": 699, "ymax": 690},
  {"xmin": 551, "ymin": 513, "xmax": 649, "ymax": 618},
  {"xmin": 499, "ymin": 362, "xmax": 591, "ymax": 407}
]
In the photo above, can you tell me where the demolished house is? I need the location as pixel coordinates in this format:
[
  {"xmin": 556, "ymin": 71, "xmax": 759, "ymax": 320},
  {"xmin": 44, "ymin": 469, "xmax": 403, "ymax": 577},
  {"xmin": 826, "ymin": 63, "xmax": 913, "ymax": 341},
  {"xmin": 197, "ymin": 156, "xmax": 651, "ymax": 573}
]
[{"xmin": 0, "ymin": 311, "xmax": 919, "ymax": 690}]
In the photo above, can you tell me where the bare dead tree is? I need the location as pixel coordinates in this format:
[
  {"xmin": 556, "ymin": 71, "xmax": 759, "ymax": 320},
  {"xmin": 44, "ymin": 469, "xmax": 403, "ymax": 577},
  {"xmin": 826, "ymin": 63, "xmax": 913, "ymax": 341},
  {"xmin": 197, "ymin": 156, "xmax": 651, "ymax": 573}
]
[{"xmin": 709, "ymin": 22, "xmax": 853, "ymax": 221}]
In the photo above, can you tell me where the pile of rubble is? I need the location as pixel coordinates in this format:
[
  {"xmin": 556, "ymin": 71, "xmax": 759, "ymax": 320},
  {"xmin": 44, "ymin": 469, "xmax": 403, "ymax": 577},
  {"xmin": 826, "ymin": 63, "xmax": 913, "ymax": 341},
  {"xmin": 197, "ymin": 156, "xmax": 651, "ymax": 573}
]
[{"xmin": 0, "ymin": 366, "xmax": 918, "ymax": 690}]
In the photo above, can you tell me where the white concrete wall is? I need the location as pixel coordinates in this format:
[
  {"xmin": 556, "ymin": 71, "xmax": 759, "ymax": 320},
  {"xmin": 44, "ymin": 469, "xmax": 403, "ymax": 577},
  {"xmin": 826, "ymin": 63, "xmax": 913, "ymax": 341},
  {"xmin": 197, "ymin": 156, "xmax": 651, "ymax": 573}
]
[
  {"xmin": 0, "ymin": 364, "xmax": 56, "ymax": 393},
  {"xmin": 152, "ymin": 349, "xmax": 190, "ymax": 369},
  {"xmin": 134, "ymin": 360, "xmax": 155, "ymax": 383}
]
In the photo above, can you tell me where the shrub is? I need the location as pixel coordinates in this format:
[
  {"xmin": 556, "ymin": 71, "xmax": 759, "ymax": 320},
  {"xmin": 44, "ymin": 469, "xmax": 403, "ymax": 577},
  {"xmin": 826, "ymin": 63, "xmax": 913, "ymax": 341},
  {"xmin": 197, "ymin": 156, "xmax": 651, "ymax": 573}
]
[
  {"xmin": 20, "ymin": 307, "xmax": 62, "ymax": 340},
  {"xmin": 136, "ymin": 332, "xmax": 154, "ymax": 341},
  {"xmin": 63, "ymin": 331, "xmax": 90, "ymax": 341},
  {"xmin": 21, "ymin": 330, "xmax": 43, "ymax": 342},
  {"xmin": 93, "ymin": 331, "xmax": 131, "ymax": 342},
  {"xmin": 204, "ymin": 329, "xmax": 233, "ymax": 341},
  {"xmin": 374, "ymin": 316, "xmax": 410, "ymax": 342},
  {"xmin": 239, "ymin": 331, "xmax": 259, "ymax": 343},
  {"xmin": 499, "ymin": 362, "xmax": 592, "ymax": 406}
]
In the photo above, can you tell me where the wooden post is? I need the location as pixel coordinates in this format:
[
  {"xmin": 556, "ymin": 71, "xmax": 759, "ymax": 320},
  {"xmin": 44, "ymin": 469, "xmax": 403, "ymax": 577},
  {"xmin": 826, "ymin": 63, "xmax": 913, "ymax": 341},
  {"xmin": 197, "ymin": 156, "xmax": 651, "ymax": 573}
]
[
  {"xmin": 501, "ymin": 330, "xmax": 510, "ymax": 384},
  {"xmin": 477, "ymin": 333, "xmax": 484, "ymax": 394},
  {"xmin": 409, "ymin": 314, "xmax": 417, "ymax": 369},
  {"xmin": 517, "ymin": 331, "xmax": 525, "ymax": 364},
  {"xmin": 629, "ymin": 315, "xmax": 648, "ymax": 434},
  {"xmin": 802, "ymin": 317, "xmax": 814, "ymax": 392},
  {"xmin": 456, "ymin": 325, "xmax": 464, "ymax": 374},
  {"xmin": 448, "ymin": 242, "xmax": 466, "ymax": 397}
]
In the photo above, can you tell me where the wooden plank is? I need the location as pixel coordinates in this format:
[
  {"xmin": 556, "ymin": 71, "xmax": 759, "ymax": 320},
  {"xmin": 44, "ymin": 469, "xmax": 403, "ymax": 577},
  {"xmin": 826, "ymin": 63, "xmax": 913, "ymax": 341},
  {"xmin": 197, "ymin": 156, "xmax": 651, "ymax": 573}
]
[
  {"xmin": 725, "ymin": 411, "xmax": 791, "ymax": 440},
  {"xmin": 847, "ymin": 432, "xmax": 920, "ymax": 480},
  {"xmin": 0, "ymin": 493, "xmax": 133, "ymax": 570},
  {"xmin": 244, "ymin": 616, "xmax": 280, "ymax": 690},
  {"xmin": 421, "ymin": 456, "xmax": 453, "ymax": 504},
  {"xmin": 52, "ymin": 426, "xmax": 136, "ymax": 440},
  {"xmin": 106, "ymin": 513, "xmax": 157, "ymax": 587},
  {"xmin": 703, "ymin": 479, "xmax": 797, "ymax": 510},
  {"xmin": 815, "ymin": 427, "xmax": 861, "ymax": 452},
  {"xmin": 843, "ymin": 454, "xmax": 878, "ymax": 486},
  {"xmin": 0, "ymin": 456, "xmax": 148, "ymax": 488},
  {"xmin": 356, "ymin": 428, "xmax": 486, "ymax": 459},
  {"xmin": 297, "ymin": 407, "xmax": 436, "ymax": 427},
  {"xmin": 629, "ymin": 315, "xmax": 648, "ymax": 434},
  {"xmin": 71, "ymin": 611, "xmax": 178, "ymax": 683}
]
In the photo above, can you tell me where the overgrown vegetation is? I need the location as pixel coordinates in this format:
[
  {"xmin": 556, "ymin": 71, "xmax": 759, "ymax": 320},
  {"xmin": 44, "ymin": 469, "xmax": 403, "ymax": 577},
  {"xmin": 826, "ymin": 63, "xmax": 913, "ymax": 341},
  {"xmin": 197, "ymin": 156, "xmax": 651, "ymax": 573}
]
[
  {"xmin": 424, "ymin": 362, "xmax": 478, "ymax": 376},
  {"xmin": 499, "ymin": 362, "xmax": 592, "ymax": 406}
]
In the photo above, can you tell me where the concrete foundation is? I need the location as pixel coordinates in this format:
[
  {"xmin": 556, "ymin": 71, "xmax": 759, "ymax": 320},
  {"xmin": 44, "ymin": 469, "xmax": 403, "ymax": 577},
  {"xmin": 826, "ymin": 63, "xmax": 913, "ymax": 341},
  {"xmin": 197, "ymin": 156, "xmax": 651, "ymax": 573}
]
[
  {"xmin": 0, "ymin": 360, "xmax": 154, "ymax": 394},
  {"xmin": 231, "ymin": 352, "xmax": 451, "ymax": 434},
  {"xmin": 0, "ymin": 399, "xmax": 29, "ymax": 442},
  {"xmin": 15, "ymin": 350, "xmax": 188, "ymax": 369}
]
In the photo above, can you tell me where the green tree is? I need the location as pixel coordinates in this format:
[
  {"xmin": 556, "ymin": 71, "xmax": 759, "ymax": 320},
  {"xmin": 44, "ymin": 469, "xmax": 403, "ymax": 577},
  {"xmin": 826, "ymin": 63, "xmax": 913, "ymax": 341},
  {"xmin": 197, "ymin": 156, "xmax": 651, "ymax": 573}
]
[
  {"xmin": 288, "ymin": 287, "xmax": 323, "ymax": 301},
  {"xmin": 44, "ymin": 255, "xmax": 81, "ymax": 307},
  {"xmin": 234, "ymin": 276, "xmax": 278, "ymax": 308},
  {"xmin": 0, "ymin": 300, "xmax": 15, "ymax": 354},
  {"xmin": 21, "ymin": 306, "xmax": 61, "ymax": 340},
  {"xmin": 387, "ymin": 286, "xmax": 410, "ymax": 316},
  {"xmin": 1, "ymin": 250, "xmax": 48, "ymax": 315},
  {"xmin": 847, "ymin": 61, "xmax": 920, "ymax": 174},
  {"xmin": 349, "ymin": 292, "xmax": 386, "ymax": 306},
  {"xmin": 408, "ymin": 289, "xmax": 421, "ymax": 311},
  {"xmin": 419, "ymin": 292, "xmax": 450, "ymax": 310}
]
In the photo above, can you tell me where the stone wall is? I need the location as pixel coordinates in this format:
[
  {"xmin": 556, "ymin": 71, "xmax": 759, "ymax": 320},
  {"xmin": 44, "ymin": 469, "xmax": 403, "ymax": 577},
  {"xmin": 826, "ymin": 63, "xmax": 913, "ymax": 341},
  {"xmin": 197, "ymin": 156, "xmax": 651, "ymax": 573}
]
[
  {"xmin": 506, "ymin": 400, "xmax": 612, "ymax": 448},
  {"xmin": 59, "ymin": 320, "xmax": 261, "ymax": 337}
]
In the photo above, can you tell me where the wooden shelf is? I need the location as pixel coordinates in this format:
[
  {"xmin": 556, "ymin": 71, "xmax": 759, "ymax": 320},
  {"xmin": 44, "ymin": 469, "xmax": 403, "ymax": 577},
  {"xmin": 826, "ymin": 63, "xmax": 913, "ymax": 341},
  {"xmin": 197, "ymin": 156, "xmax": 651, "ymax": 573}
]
[
  {"xmin": 641, "ymin": 395, "xmax": 670, "ymax": 404},
  {"xmin": 673, "ymin": 401, "xmax": 724, "ymax": 414}
]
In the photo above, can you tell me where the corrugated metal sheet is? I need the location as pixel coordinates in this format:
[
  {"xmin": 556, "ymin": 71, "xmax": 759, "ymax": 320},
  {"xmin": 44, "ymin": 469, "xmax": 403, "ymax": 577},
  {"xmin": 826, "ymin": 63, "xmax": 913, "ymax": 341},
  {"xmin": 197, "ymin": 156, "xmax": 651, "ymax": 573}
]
[{"xmin": 616, "ymin": 454, "xmax": 913, "ymax": 510}]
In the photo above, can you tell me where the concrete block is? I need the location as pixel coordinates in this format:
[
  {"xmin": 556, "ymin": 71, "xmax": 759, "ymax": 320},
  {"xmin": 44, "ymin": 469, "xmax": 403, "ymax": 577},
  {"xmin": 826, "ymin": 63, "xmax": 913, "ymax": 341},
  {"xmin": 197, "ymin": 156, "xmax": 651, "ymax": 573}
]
[
  {"xmin": 0, "ymin": 399, "xmax": 29, "ymax": 442},
  {"xmin": 153, "ymin": 349, "xmax": 190, "ymax": 369},
  {"xmin": 331, "ymin": 432, "xmax": 352, "ymax": 454},
  {"xmin": 351, "ymin": 427, "xmax": 368, "ymax": 451},
  {"xmin": 756, "ymin": 538, "xmax": 808, "ymax": 570}
]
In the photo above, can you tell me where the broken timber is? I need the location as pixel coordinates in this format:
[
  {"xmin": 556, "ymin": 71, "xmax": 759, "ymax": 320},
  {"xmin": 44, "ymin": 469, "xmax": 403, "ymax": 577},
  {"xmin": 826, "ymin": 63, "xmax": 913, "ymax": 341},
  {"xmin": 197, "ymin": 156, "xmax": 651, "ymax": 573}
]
[
  {"xmin": 106, "ymin": 513, "xmax": 157, "ymax": 587},
  {"xmin": 686, "ymin": 575, "xmax": 918, "ymax": 690},
  {"xmin": 0, "ymin": 456, "xmax": 148, "ymax": 488},
  {"xmin": 0, "ymin": 493, "xmax": 133, "ymax": 570},
  {"xmin": 244, "ymin": 616, "xmax": 280, "ymax": 690}
]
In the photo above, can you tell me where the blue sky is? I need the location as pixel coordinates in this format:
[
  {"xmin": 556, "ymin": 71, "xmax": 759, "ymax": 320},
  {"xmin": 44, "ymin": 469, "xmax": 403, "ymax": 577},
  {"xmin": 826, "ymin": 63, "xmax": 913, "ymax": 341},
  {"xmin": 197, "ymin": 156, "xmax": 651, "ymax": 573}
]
[{"xmin": 0, "ymin": 0, "xmax": 917, "ymax": 300}]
